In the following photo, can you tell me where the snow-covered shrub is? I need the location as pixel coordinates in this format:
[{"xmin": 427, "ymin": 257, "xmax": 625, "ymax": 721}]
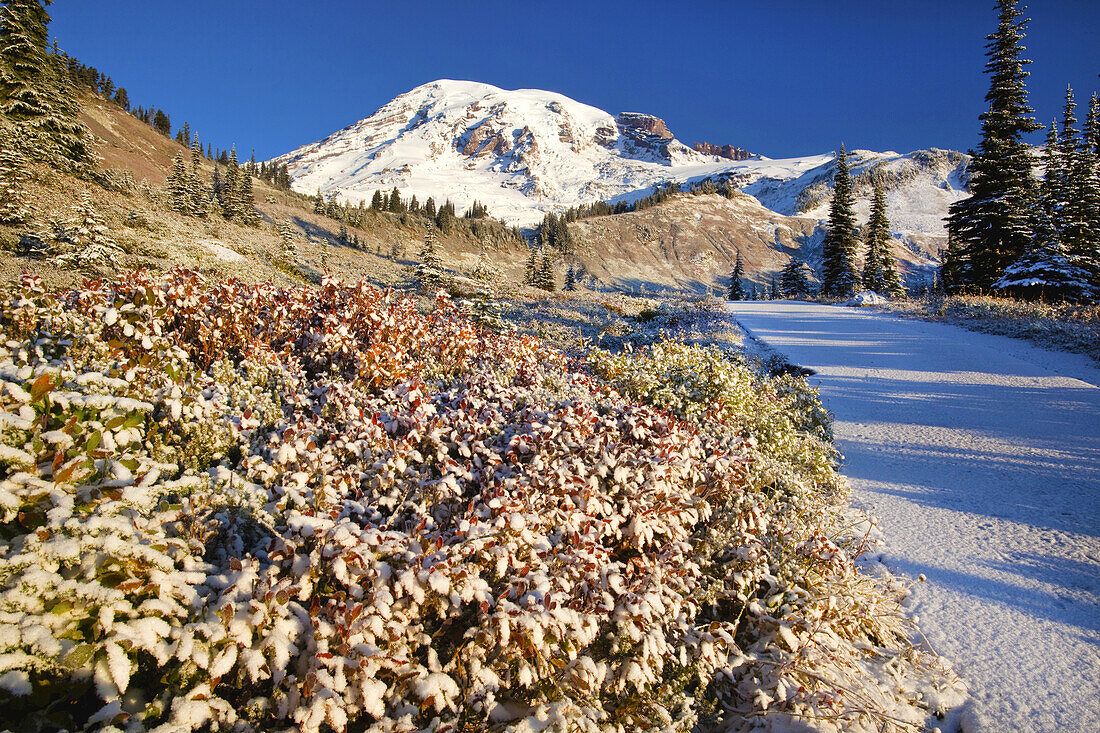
[{"xmin": 0, "ymin": 270, "xmax": 959, "ymax": 732}]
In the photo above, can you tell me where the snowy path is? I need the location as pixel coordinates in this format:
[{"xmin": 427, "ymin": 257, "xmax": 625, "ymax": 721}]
[{"xmin": 728, "ymin": 301, "xmax": 1100, "ymax": 732}]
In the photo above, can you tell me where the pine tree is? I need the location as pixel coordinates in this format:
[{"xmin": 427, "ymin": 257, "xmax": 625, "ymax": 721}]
[
  {"xmin": 424, "ymin": 196, "xmax": 436, "ymax": 217},
  {"xmin": 211, "ymin": 164, "xmax": 224, "ymax": 209},
  {"xmin": 523, "ymin": 245, "xmax": 537, "ymax": 285},
  {"xmin": 820, "ymin": 144, "xmax": 860, "ymax": 296},
  {"xmin": 220, "ymin": 147, "xmax": 244, "ymax": 220},
  {"xmin": 313, "ymin": 191, "xmax": 325, "ymax": 215},
  {"xmin": 167, "ymin": 152, "xmax": 189, "ymax": 213},
  {"xmin": 779, "ymin": 257, "xmax": 814, "ymax": 298},
  {"xmin": 564, "ymin": 264, "xmax": 577, "ymax": 291},
  {"xmin": 416, "ymin": 222, "xmax": 445, "ymax": 289},
  {"xmin": 388, "ymin": 187, "xmax": 402, "ymax": 213},
  {"xmin": 239, "ymin": 171, "xmax": 258, "ymax": 224},
  {"xmin": 0, "ymin": 128, "xmax": 31, "ymax": 225},
  {"xmin": 189, "ymin": 134, "xmax": 205, "ymax": 216},
  {"xmin": 55, "ymin": 193, "xmax": 121, "ymax": 269},
  {"xmin": 0, "ymin": 0, "xmax": 92, "ymax": 170},
  {"xmin": 861, "ymin": 183, "xmax": 905, "ymax": 297},
  {"xmin": 769, "ymin": 277, "xmax": 780, "ymax": 300},
  {"xmin": 944, "ymin": 0, "xmax": 1041, "ymax": 292},
  {"xmin": 727, "ymin": 250, "xmax": 745, "ymax": 300},
  {"xmin": 277, "ymin": 218, "xmax": 297, "ymax": 256},
  {"xmin": 1069, "ymin": 89, "xmax": 1100, "ymax": 286},
  {"xmin": 538, "ymin": 248, "xmax": 555, "ymax": 291}
]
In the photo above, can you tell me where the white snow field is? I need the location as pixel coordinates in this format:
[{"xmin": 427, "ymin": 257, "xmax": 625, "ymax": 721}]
[{"xmin": 728, "ymin": 301, "xmax": 1100, "ymax": 732}]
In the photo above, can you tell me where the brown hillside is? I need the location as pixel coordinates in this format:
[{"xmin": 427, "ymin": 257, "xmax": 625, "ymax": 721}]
[{"xmin": 0, "ymin": 94, "xmax": 531, "ymax": 291}]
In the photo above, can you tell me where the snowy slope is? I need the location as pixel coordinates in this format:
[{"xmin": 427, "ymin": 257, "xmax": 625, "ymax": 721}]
[
  {"xmin": 730, "ymin": 301, "xmax": 1100, "ymax": 733},
  {"xmin": 272, "ymin": 80, "xmax": 969, "ymax": 257}
]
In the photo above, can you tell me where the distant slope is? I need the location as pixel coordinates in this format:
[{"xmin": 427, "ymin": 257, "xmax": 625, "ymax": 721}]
[{"xmin": 271, "ymin": 80, "xmax": 968, "ymax": 274}]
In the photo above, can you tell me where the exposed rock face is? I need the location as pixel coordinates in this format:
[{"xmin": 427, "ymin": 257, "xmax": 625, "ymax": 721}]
[
  {"xmin": 615, "ymin": 113, "xmax": 685, "ymax": 162},
  {"xmin": 693, "ymin": 141, "xmax": 754, "ymax": 161},
  {"xmin": 615, "ymin": 112, "xmax": 674, "ymax": 140}
]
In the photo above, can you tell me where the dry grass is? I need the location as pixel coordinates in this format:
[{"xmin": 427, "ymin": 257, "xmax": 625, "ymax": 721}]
[{"xmin": 875, "ymin": 294, "xmax": 1100, "ymax": 362}]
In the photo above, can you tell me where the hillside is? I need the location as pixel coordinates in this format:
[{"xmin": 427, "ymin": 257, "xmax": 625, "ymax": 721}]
[{"xmin": 0, "ymin": 94, "xmax": 530, "ymax": 291}]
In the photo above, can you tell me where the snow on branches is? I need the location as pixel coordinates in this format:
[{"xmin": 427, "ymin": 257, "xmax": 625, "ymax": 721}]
[{"xmin": 0, "ymin": 270, "xmax": 960, "ymax": 732}]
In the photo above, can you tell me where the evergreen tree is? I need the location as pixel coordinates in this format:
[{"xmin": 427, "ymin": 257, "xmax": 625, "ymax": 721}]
[
  {"xmin": 944, "ymin": 0, "xmax": 1041, "ymax": 291},
  {"xmin": 152, "ymin": 109, "xmax": 170, "ymax": 136},
  {"xmin": 221, "ymin": 147, "xmax": 240, "ymax": 220},
  {"xmin": 0, "ymin": 0, "xmax": 92, "ymax": 170},
  {"xmin": 112, "ymin": 86, "xmax": 128, "ymax": 110},
  {"xmin": 424, "ymin": 196, "xmax": 436, "ymax": 217},
  {"xmin": 769, "ymin": 277, "xmax": 780, "ymax": 300},
  {"xmin": 277, "ymin": 218, "xmax": 296, "ymax": 249},
  {"xmin": 313, "ymin": 191, "xmax": 325, "ymax": 215},
  {"xmin": 538, "ymin": 248, "xmax": 555, "ymax": 291},
  {"xmin": 189, "ymin": 134, "xmax": 205, "ymax": 216},
  {"xmin": 994, "ymin": 227, "xmax": 1094, "ymax": 302},
  {"xmin": 727, "ymin": 250, "xmax": 745, "ymax": 300},
  {"xmin": 861, "ymin": 183, "xmax": 905, "ymax": 297},
  {"xmin": 55, "ymin": 193, "xmax": 121, "ymax": 269},
  {"xmin": 388, "ymin": 187, "xmax": 402, "ymax": 213},
  {"xmin": 1066, "ymin": 88, "xmax": 1100, "ymax": 286},
  {"xmin": 748, "ymin": 283, "xmax": 759, "ymax": 300},
  {"xmin": 523, "ymin": 245, "xmax": 537, "ymax": 285},
  {"xmin": 167, "ymin": 152, "xmax": 189, "ymax": 213},
  {"xmin": 820, "ymin": 144, "xmax": 860, "ymax": 297},
  {"xmin": 237, "ymin": 166, "xmax": 258, "ymax": 225},
  {"xmin": 779, "ymin": 257, "xmax": 814, "ymax": 298},
  {"xmin": 416, "ymin": 222, "xmax": 445, "ymax": 289},
  {"xmin": 564, "ymin": 264, "xmax": 576, "ymax": 291},
  {"xmin": 211, "ymin": 164, "xmax": 223, "ymax": 208},
  {"xmin": 0, "ymin": 128, "xmax": 30, "ymax": 225}
]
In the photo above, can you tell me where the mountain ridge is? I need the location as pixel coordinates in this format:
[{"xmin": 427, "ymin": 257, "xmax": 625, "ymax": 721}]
[{"xmin": 271, "ymin": 80, "xmax": 969, "ymax": 270}]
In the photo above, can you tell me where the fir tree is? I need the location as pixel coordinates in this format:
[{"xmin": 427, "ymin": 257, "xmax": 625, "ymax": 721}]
[
  {"xmin": 538, "ymin": 248, "xmax": 555, "ymax": 291},
  {"xmin": 727, "ymin": 250, "xmax": 745, "ymax": 300},
  {"xmin": 416, "ymin": 222, "xmax": 445, "ymax": 289},
  {"xmin": 211, "ymin": 164, "xmax": 223, "ymax": 209},
  {"xmin": 564, "ymin": 264, "xmax": 576, "ymax": 291},
  {"xmin": 370, "ymin": 189, "xmax": 383, "ymax": 210},
  {"xmin": 424, "ymin": 196, "xmax": 436, "ymax": 217},
  {"xmin": 112, "ymin": 86, "xmax": 128, "ymax": 110},
  {"xmin": 523, "ymin": 244, "xmax": 537, "ymax": 285},
  {"xmin": 779, "ymin": 257, "xmax": 814, "ymax": 298},
  {"xmin": 1067, "ymin": 88, "xmax": 1100, "ymax": 286},
  {"xmin": 769, "ymin": 277, "xmax": 780, "ymax": 300},
  {"xmin": 167, "ymin": 152, "xmax": 189, "ymax": 213},
  {"xmin": 189, "ymin": 134, "xmax": 205, "ymax": 216},
  {"xmin": 152, "ymin": 109, "xmax": 170, "ymax": 136},
  {"xmin": 944, "ymin": 0, "xmax": 1041, "ymax": 292},
  {"xmin": 313, "ymin": 191, "xmax": 325, "ymax": 215},
  {"xmin": 55, "ymin": 193, "xmax": 121, "ymax": 269},
  {"xmin": 277, "ymin": 218, "xmax": 297, "ymax": 256},
  {"xmin": 861, "ymin": 183, "xmax": 905, "ymax": 297},
  {"xmin": 0, "ymin": 0, "xmax": 93, "ymax": 170},
  {"xmin": 0, "ymin": 128, "xmax": 31, "ymax": 225},
  {"xmin": 388, "ymin": 187, "xmax": 402, "ymax": 213},
  {"xmin": 237, "ymin": 166, "xmax": 258, "ymax": 225},
  {"xmin": 820, "ymin": 144, "xmax": 860, "ymax": 297},
  {"xmin": 221, "ymin": 147, "xmax": 240, "ymax": 220}
]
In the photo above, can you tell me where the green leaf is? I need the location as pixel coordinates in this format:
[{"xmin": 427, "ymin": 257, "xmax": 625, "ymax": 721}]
[
  {"xmin": 84, "ymin": 431, "xmax": 101, "ymax": 454},
  {"xmin": 50, "ymin": 601, "xmax": 74, "ymax": 615},
  {"xmin": 123, "ymin": 412, "xmax": 144, "ymax": 428},
  {"xmin": 61, "ymin": 643, "xmax": 96, "ymax": 670}
]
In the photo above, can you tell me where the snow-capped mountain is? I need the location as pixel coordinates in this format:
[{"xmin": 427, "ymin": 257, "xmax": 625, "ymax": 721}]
[{"xmin": 273, "ymin": 80, "xmax": 969, "ymax": 256}]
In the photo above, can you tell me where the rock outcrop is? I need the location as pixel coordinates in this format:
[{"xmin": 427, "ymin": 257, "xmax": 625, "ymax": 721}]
[{"xmin": 693, "ymin": 141, "xmax": 755, "ymax": 161}]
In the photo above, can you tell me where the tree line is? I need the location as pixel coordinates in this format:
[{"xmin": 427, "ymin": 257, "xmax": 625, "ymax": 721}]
[{"xmin": 941, "ymin": 0, "xmax": 1098, "ymax": 303}]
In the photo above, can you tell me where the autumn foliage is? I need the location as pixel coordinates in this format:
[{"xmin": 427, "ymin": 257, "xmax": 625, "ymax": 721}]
[{"xmin": 0, "ymin": 271, "xmax": 958, "ymax": 732}]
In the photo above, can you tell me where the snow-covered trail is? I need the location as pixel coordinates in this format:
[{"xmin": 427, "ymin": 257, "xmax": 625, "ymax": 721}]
[{"xmin": 728, "ymin": 301, "xmax": 1100, "ymax": 732}]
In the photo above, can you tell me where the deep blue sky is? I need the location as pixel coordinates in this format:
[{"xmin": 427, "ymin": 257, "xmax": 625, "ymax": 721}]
[{"xmin": 49, "ymin": 1, "xmax": 1100, "ymax": 161}]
